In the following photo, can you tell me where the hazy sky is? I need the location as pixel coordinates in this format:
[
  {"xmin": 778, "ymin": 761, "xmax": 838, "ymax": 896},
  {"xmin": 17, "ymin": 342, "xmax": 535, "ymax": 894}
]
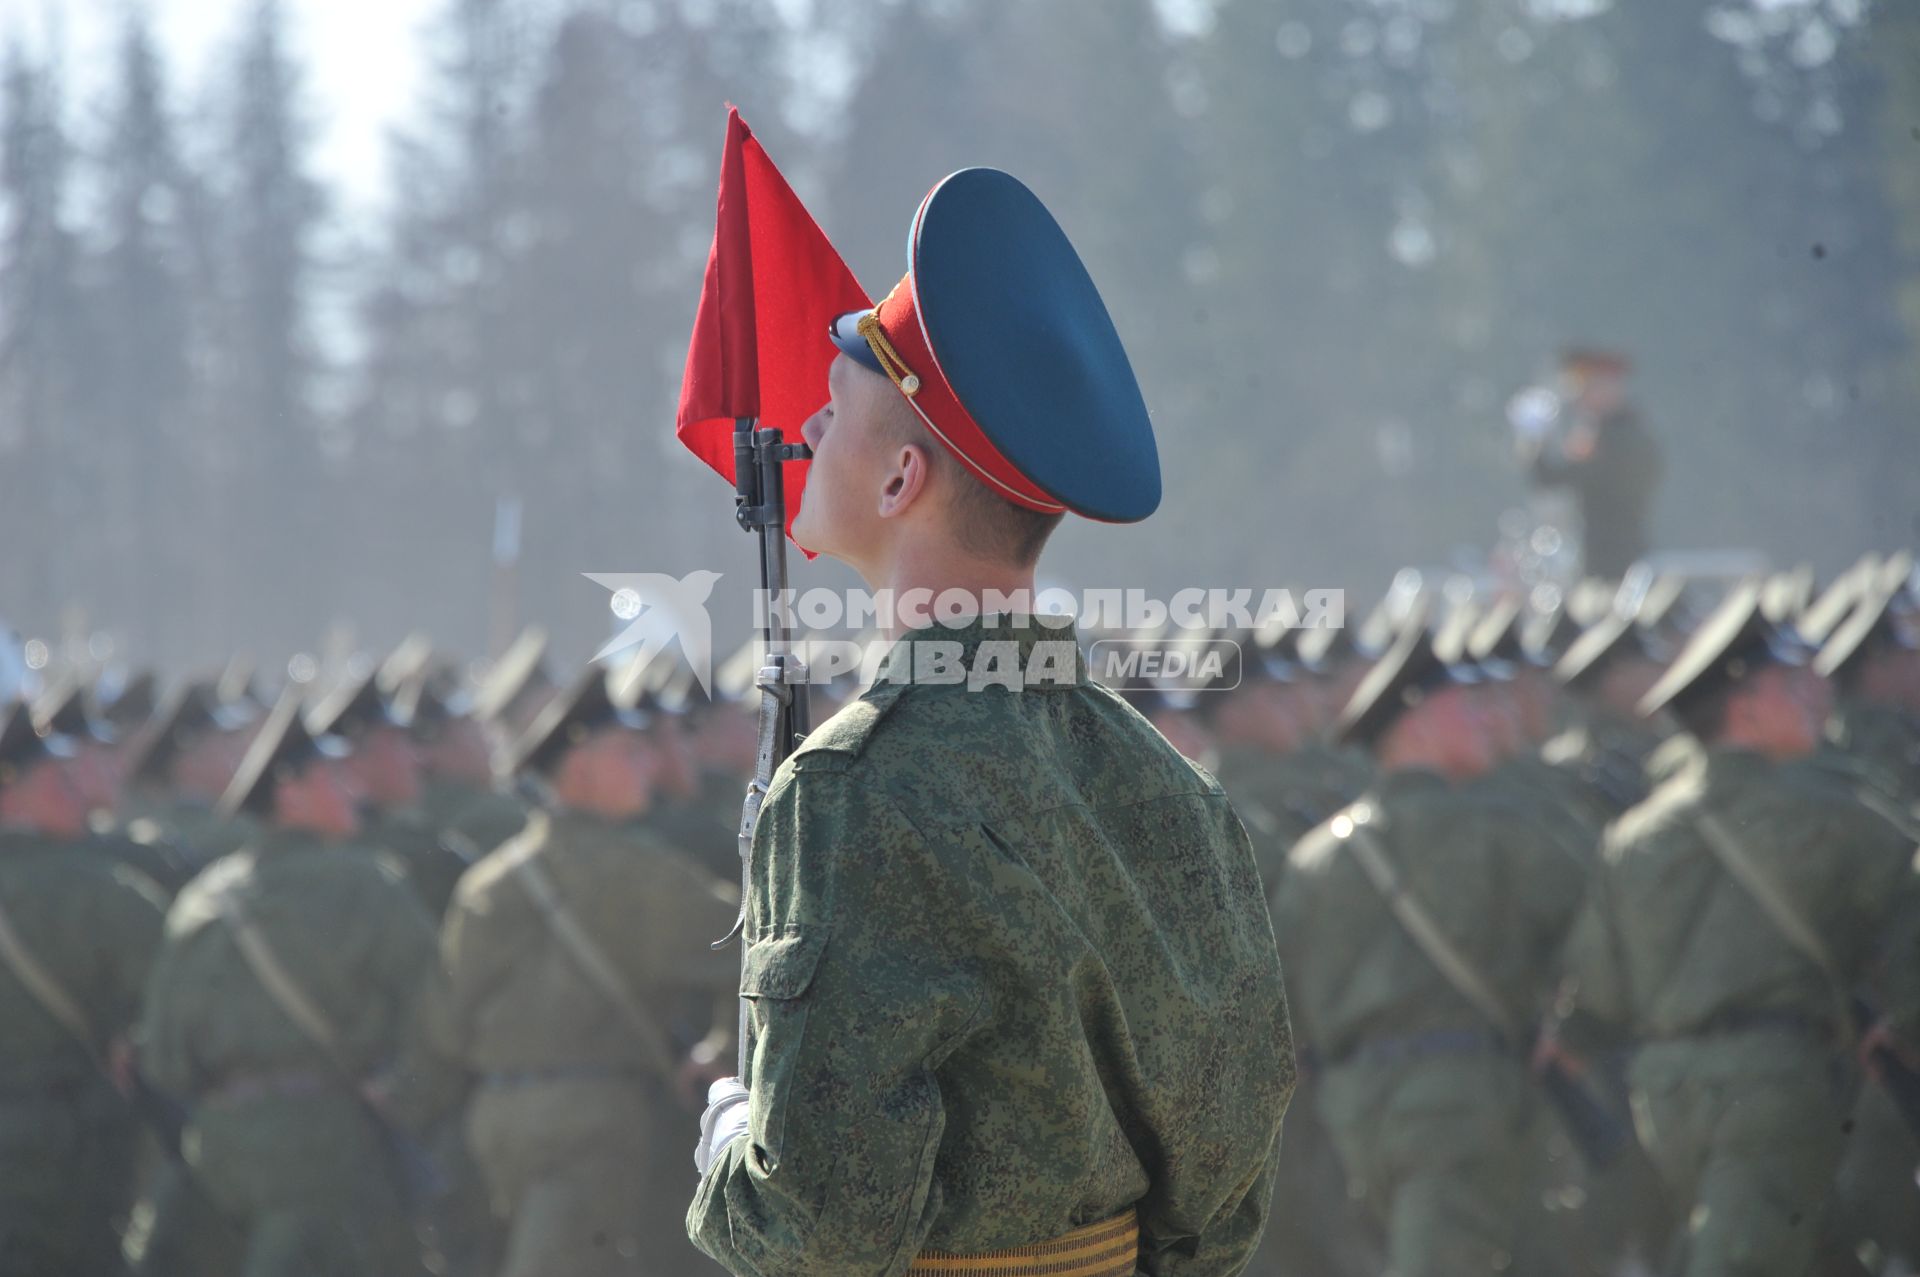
[{"xmin": 0, "ymin": 0, "xmax": 440, "ymax": 216}]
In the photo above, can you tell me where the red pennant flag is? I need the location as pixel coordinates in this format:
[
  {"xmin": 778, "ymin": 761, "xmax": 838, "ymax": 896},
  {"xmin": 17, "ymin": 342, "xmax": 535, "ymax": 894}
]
[{"xmin": 676, "ymin": 107, "xmax": 869, "ymax": 544}]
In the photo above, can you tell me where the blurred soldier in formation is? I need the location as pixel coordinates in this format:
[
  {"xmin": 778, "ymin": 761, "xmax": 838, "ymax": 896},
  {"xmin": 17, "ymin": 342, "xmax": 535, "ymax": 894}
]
[
  {"xmin": 34, "ymin": 679, "xmax": 197, "ymax": 897},
  {"xmin": 137, "ymin": 691, "xmax": 441, "ymax": 1277},
  {"xmin": 1542, "ymin": 609, "xmax": 1673, "ymax": 818},
  {"xmin": 1803, "ymin": 556, "xmax": 1920, "ymax": 1271},
  {"xmin": 1514, "ymin": 349, "xmax": 1664, "ymax": 581},
  {"xmin": 1559, "ymin": 582, "xmax": 1920, "ymax": 1277},
  {"xmin": 115, "ymin": 682, "xmax": 260, "ymax": 885},
  {"xmin": 1203, "ymin": 625, "xmax": 1378, "ymax": 1277},
  {"xmin": 1273, "ymin": 610, "xmax": 1588, "ymax": 1277},
  {"xmin": 308, "ymin": 672, "xmax": 469, "ymax": 918},
  {"xmin": 0, "ymin": 704, "xmax": 168, "ymax": 1275},
  {"xmin": 390, "ymin": 663, "xmax": 528, "ymax": 865},
  {"xmin": 470, "ymin": 628, "xmax": 560, "ymax": 756},
  {"xmin": 607, "ymin": 652, "xmax": 731, "ymax": 882},
  {"xmin": 431, "ymin": 664, "xmax": 737, "ymax": 1277}
]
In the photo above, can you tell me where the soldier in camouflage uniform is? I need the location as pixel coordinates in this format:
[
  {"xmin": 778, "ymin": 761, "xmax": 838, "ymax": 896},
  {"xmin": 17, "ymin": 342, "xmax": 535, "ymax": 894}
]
[
  {"xmin": 1204, "ymin": 626, "xmax": 1378, "ymax": 1277},
  {"xmin": 114, "ymin": 682, "xmax": 260, "ymax": 890},
  {"xmin": 1803, "ymin": 556, "xmax": 1920, "ymax": 1269},
  {"xmin": 433, "ymin": 664, "xmax": 738, "ymax": 1277},
  {"xmin": 0, "ymin": 704, "xmax": 168, "ymax": 1276},
  {"xmin": 137, "ymin": 691, "xmax": 439, "ymax": 1277},
  {"xmin": 633, "ymin": 654, "xmax": 756, "ymax": 886},
  {"xmin": 689, "ymin": 168, "xmax": 1291, "ymax": 1277},
  {"xmin": 392, "ymin": 669, "xmax": 529, "ymax": 863},
  {"xmin": 1272, "ymin": 612, "xmax": 1586, "ymax": 1277},
  {"xmin": 1541, "ymin": 610, "xmax": 1670, "ymax": 819},
  {"xmin": 30, "ymin": 681, "xmax": 186, "ymax": 902},
  {"xmin": 1560, "ymin": 581, "xmax": 1920, "ymax": 1277},
  {"xmin": 309, "ymin": 672, "xmax": 470, "ymax": 918}
]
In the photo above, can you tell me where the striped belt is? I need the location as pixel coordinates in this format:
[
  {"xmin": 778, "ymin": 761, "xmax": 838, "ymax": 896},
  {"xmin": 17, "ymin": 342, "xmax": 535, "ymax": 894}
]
[{"xmin": 907, "ymin": 1208, "xmax": 1138, "ymax": 1277}]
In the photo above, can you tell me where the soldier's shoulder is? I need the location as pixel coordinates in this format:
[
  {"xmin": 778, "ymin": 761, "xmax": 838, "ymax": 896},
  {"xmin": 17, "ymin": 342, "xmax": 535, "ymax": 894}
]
[
  {"xmin": 1606, "ymin": 767, "xmax": 1705, "ymax": 858},
  {"xmin": 164, "ymin": 850, "xmax": 258, "ymax": 936},
  {"xmin": 451, "ymin": 810, "xmax": 552, "ymax": 910},
  {"xmin": 785, "ymin": 682, "xmax": 915, "ymax": 772},
  {"xmin": 1286, "ymin": 793, "xmax": 1386, "ymax": 877}
]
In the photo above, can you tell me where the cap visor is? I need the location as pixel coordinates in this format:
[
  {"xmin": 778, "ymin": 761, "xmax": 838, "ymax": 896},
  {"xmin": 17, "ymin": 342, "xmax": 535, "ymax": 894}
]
[{"xmin": 829, "ymin": 310, "xmax": 884, "ymax": 375}]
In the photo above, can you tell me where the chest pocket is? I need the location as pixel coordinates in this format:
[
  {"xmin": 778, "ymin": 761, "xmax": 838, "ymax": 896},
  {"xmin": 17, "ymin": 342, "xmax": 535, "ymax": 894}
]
[{"xmin": 739, "ymin": 926, "xmax": 829, "ymax": 1172}]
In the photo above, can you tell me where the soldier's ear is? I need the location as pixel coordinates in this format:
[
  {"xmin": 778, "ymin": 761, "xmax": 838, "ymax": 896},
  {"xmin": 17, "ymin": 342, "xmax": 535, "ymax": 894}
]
[{"xmin": 877, "ymin": 440, "xmax": 932, "ymax": 520}]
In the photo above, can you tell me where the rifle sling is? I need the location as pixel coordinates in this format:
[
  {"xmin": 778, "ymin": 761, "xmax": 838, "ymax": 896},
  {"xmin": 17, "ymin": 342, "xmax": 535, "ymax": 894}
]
[
  {"xmin": 213, "ymin": 892, "xmax": 355, "ymax": 1077},
  {"xmin": 1334, "ymin": 807, "xmax": 1521, "ymax": 1042},
  {"xmin": 1691, "ymin": 811, "xmax": 1856, "ymax": 1047},
  {"xmin": 508, "ymin": 852, "xmax": 676, "ymax": 1080},
  {"xmin": 0, "ymin": 890, "xmax": 106, "ymax": 1069}
]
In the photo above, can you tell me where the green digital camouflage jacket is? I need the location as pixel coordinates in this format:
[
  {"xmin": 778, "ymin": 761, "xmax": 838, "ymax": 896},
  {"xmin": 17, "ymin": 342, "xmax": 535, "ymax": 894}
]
[{"xmin": 688, "ymin": 617, "xmax": 1294, "ymax": 1277}]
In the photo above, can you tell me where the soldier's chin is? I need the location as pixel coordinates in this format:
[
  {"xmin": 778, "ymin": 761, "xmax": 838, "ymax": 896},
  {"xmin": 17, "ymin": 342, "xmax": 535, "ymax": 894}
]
[{"xmin": 789, "ymin": 501, "xmax": 828, "ymax": 558}]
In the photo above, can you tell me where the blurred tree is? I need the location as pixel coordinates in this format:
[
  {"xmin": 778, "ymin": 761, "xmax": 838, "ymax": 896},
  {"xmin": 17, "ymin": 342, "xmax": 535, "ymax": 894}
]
[
  {"xmin": 0, "ymin": 42, "xmax": 97, "ymax": 638},
  {"xmin": 204, "ymin": 0, "xmax": 327, "ymax": 652},
  {"xmin": 95, "ymin": 11, "xmax": 204, "ymax": 660},
  {"xmin": 346, "ymin": 0, "xmax": 539, "ymax": 654}
]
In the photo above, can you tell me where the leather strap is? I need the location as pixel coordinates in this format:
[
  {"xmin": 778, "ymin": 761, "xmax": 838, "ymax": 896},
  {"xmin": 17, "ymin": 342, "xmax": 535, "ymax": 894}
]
[
  {"xmin": 1331, "ymin": 803, "xmax": 1520, "ymax": 1040},
  {"xmin": 0, "ymin": 890, "xmax": 103, "ymax": 1066},
  {"xmin": 508, "ymin": 845, "xmax": 676, "ymax": 1079}
]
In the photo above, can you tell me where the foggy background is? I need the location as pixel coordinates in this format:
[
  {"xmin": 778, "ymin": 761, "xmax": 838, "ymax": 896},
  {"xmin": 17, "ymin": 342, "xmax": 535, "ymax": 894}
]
[{"xmin": 1, "ymin": 0, "xmax": 1915, "ymax": 683}]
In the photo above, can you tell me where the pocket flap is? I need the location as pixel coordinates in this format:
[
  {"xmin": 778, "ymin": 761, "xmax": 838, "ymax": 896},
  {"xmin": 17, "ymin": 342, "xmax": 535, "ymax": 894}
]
[{"xmin": 740, "ymin": 927, "xmax": 829, "ymax": 999}]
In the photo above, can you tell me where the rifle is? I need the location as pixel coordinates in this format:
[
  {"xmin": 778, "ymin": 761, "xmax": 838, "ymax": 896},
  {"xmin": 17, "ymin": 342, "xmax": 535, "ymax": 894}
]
[{"xmin": 721, "ymin": 418, "xmax": 813, "ymax": 1076}]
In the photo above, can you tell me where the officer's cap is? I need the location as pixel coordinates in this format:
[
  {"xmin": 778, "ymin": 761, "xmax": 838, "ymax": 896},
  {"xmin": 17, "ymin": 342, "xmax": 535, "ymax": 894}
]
[
  {"xmin": 98, "ymin": 670, "xmax": 158, "ymax": 729},
  {"xmin": 829, "ymin": 168, "xmax": 1160, "ymax": 523},
  {"xmin": 1249, "ymin": 616, "xmax": 1315, "ymax": 681},
  {"xmin": 216, "ymin": 655, "xmax": 265, "ymax": 710},
  {"xmin": 1470, "ymin": 597, "xmax": 1527, "ymax": 663},
  {"xmin": 1520, "ymin": 599, "xmax": 1585, "ymax": 667},
  {"xmin": 510, "ymin": 663, "xmax": 651, "ymax": 778},
  {"xmin": 33, "ymin": 677, "xmax": 115, "ymax": 745},
  {"xmin": 1553, "ymin": 611, "xmax": 1664, "ymax": 690},
  {"xmin": 0, "ymin": 701, "xmax": 74, "ymax": 788},
  {"xmin": 306, "ymin": 671, "xmax": 405, "ymax": 740},
  {"xmin": 1336, "ymin": 604, "xmax": 1479, "ymax": 747},
  {"xmin": 1637, "ymin": 581, "xmax": 1811, "ymax": 720},
  {"xmin": 1759, "ymin": 565, "xmax": 1815, "ymax": 628},
  {"xmin": 1431, "ymin": 601, "xmax": 1491, "ymax": 678},
  {"xmin": 215, "ymin": 689, "xmax": 351, "ymax": 820},
  {"xmin": 123, "ymin": 682, "xmax": 226, "ymax": 785},
  {"xmin": 473, "ymin": 627, "xmax": 555, "ymax": 724},
  {"xmin": 1797, "ymin": 554, "xmax": 1881, "ymax": 648},
  {"xmin": 1814, "ymin": 552, "xmax": 1917, "ymax": 682}
]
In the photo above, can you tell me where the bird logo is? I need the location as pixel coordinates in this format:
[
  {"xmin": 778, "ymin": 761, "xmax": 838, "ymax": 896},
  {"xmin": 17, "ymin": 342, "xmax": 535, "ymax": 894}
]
[{"xmin": 583, "ymin": 570, "xmax": 724, "ymax": 699}]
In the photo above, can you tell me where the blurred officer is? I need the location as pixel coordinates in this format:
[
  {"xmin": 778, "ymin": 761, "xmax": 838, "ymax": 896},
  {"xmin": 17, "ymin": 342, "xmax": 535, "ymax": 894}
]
[
  {"xmin": 0, "ymin": 704, "xmax": 168, "ymax": 1275},
  {"xmin": 1273, "ymin": 611, "xmax": 1586, "ymax": 1277},
  {"xmin": 1561, "ymin": 582, "xmax": 1920, "ymax": 1277},
  {"xmin": 435, "ymin": 665, "xmax": 737, "ymax": 1277},
  {"xmin": 138, "ymin": 691, "xmax": 438, "ymax": 1277}
]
